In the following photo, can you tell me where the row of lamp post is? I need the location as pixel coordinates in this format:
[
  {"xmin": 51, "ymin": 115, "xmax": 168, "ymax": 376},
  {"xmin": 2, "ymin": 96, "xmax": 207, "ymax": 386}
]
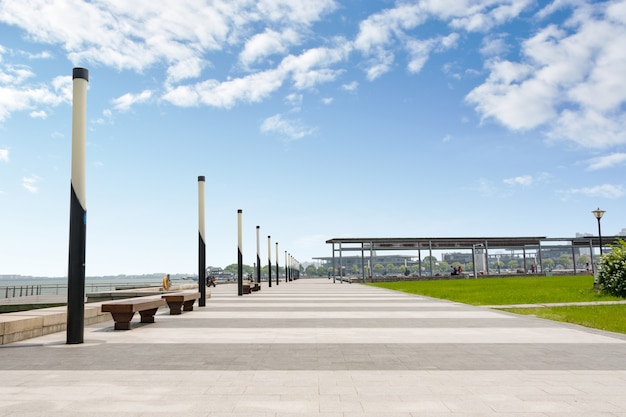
[
  {"xmin": 198, "ymin": 185, "xmax": 299, "ymax": 298},
  {"xmin": 234, "ymin": 209, "xmax": 299, "ymax": 296}
]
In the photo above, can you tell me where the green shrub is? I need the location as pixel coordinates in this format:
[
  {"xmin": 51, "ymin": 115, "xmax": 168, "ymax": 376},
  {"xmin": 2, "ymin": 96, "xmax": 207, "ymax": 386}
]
[{"xmin": 598, "ymin": 238, "xmax": 626, "ymax": 298}]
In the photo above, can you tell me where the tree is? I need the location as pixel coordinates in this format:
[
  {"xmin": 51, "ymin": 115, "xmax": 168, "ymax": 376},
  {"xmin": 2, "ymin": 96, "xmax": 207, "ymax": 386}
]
[
  {"xmin": 508, "ymin": 259, "xmax": 518, "ymax": 269},
  {"xmin": 305, "ymin": 265, "xmax": 317, "ymax": 276},
  {"xmin": 373, "ymin": 263, "xmax": 384, "ymax": 275},
  {"xmin": 386, "ymin": 263, "xmax": 396, "ymax": 274},
  {"xmin": 542, "ymin": 258, "xmax": 555, "ymax": 270},
  {"xmin": 493, "ymin": 259, "xmax": 505, "ymax": 269},
  {"xmin": 317, "ymin": 266, "xmax": 328, "ymax": 276},
  {"xmin": 351, "ymin": 264, "xmax": 359, "ymax": 274},
  {"xmin": 224, "ymin": 263, "xmax": 238, "ymax": 275},
  {"xmin": 224, "ymin": 263, "xmax": 254, "ymax": 276},
  {"xmin": 577, "ymin": 254, "xmax": 590, "ymax": 266},
  {"xmin": 558, "ymin": 254, "xmax": 571, "ymax": 268},
  {"xmin": 423, "ymin": 256, "xmax": 437, "ymax": 265},
  {"xmin": 598, "ymin": 239, "xmax": 626, "ymax": 298}
]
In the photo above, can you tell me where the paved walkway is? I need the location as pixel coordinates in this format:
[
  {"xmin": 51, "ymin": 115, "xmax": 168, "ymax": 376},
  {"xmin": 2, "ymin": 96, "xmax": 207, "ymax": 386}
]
[{"xmin": 1, "ymin": 278, "xmax": 626, "ymax": 416}]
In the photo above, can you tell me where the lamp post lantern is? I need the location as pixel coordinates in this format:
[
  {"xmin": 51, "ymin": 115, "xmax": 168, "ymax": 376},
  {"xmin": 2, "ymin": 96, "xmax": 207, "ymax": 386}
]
[{"xmin": 592, "ymin": 208, "xmax": 606, "ymax": 255}]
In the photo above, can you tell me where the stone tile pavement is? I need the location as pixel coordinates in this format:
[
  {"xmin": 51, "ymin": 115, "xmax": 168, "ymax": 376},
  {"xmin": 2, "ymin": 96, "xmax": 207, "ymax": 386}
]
[{"xmin": 1, "ymin": 278, "xmax": 626, "ymax": 416}]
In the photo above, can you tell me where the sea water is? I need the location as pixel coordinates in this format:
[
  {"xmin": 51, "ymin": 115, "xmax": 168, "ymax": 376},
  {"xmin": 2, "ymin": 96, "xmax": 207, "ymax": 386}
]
[{"xmin": 0, "ymin": 275, "xmax": 193, "ymax": 299}]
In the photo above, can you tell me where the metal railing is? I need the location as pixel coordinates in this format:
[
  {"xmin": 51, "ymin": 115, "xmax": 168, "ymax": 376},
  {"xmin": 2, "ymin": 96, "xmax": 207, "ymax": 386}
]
[{"xmin": 0, "ymin": 282, "xmax": 159, "ymax": 299}]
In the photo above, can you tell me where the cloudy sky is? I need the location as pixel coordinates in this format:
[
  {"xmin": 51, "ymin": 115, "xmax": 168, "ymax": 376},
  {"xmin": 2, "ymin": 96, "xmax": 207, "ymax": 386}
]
[{"xmin": 1, "ymin": 0, "xmax": 625, "ymax": 277}]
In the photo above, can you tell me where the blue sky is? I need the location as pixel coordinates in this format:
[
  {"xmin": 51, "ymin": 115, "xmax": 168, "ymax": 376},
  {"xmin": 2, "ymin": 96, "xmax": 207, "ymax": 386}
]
[{"xmin": 1, "ymin": 0, "xmax": 625, "ymax": 277}]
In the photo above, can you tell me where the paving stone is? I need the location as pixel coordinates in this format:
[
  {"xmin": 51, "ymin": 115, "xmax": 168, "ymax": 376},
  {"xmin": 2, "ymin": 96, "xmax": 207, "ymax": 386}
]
[{"xmin": 1, "ymin": 278, "xmax": 626, "ymax": 416}]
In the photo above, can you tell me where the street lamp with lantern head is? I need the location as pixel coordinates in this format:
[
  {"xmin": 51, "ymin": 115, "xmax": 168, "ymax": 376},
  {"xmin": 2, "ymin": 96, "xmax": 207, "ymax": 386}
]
[{"xmin": 592, "ymin": 208, "xmax": 606, "ymax": 255}]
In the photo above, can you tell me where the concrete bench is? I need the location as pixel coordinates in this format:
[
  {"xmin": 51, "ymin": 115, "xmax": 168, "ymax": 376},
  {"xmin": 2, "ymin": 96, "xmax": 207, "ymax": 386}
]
[
  {"xmin": 242, "ymin": 283, "xmax": 260, "ymax": 294},
  {"xmin": 101, "ymin": 297, "xmax": 166, "ymax": 330},
  {"xmin": 161, "ymin": 292, "xmax": 200, "ymax": 315}
]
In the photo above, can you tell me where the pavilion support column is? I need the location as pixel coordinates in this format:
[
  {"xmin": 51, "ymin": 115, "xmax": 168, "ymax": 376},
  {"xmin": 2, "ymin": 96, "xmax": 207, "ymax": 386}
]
[
  {"xmin": 332, "ymin": 243, "xmax": 336, "ymax": 283},
  {"xmin": 429, "ymin": 241, "xmax": 433, "ymax": 277}
]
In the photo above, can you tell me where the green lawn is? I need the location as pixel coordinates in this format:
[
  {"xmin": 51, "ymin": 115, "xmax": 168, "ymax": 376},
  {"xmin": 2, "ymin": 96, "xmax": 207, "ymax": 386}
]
[
  {"xmin": 368, "ymin": 275, "xmax": 626, "ymax": 334},
  {"xmin": 505, "ymin": 305, "xmax": 626, "ymax": 334},
  {"xmin": 368, "ymin": 275, "xmax": 622, "ymax": 305}
]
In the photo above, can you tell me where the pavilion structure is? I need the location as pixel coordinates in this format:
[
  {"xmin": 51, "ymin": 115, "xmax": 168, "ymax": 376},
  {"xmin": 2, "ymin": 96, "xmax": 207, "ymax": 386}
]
[{"xmin": 325, "ymin": 236, "xmax": 623, "ymax": 282}]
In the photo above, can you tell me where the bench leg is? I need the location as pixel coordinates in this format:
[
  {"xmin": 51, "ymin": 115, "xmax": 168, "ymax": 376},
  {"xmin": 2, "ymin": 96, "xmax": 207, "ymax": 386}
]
[
  {"xmin": 167, "ymin": 301, "xmax": 183, "ymax": 315},
  {"xmin": 183, "ymin": 300, "xmax": 195, "ymax": 311},
  {"xmin": 139, "ymin": 307, "xmax": 159, "ymax": 323},
  {"xmin": 110, "ymin": 312, "xmax": 135, "ymax": 330}
]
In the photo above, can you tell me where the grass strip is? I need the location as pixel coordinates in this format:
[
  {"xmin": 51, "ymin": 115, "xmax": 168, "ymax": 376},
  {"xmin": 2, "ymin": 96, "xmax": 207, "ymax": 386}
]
[
  {"xmin": 502, "ymin": 305, "xmax": 626, "ymax": 335},
  {"xmin": 368, "ymin": 275, "xmax": 622, "ymax": 305}
]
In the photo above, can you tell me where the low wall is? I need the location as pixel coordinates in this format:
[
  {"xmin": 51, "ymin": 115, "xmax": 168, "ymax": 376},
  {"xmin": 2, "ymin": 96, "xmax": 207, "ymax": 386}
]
[
  {"xmin": 0, "ymin": 284, "xmax": 201, "ymax": 345},
  {"xmin": 0, "ymin": 303, "xmax": 111, "ymax": 345}
]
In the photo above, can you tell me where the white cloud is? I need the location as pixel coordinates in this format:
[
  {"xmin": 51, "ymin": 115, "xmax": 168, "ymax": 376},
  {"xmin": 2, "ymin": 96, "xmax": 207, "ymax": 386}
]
[
  {"xmin": 503, "ymin": 175, "xmax": 533, "ymax": 186},
  {"xmin": 354, "ymin": 3, "xmax": 424, "ymax": 79},
  {"xmin": 467, "ymin": 1, "xmax": 626, "ymax": 148},
  {"xmin": 587, "ymin": 153, "xmax": 626, "ymax": 170},
  {"xmin": 260, "ymin": 113, "xmax": 316, "ymax": 140},
  {"xmin": 164, "ymin": 43, "xmax": 349, "ymax": 108},
  {"xmin": 239, "ymin": 28, "xmax": 300, "ymax": 68},
  {"xmin": 0, "ymin": 0, "xmax": 341, "ymax": 120},
  {"xmin": 447, "ymin": 0, "xmax": 534, "ymax": 32},
  {"xmin": 0, "ymin": 148, "xmax": 8, "ymax": 162},
  {"xmin": 258, "ymin": 0, "xmax": 337, "ymax": 24},
  {"xmin": 0, "ymin": 64, "xmax": 34, "ymax": 84},
  {"xmin": 355, "ymin": 4, "xmax": 425, "ymax": 55},
  {"xmin": 341, "ymin": 81, "xmax": 358, "ymax": 92},
  {"xmin": 480, "ymin": 34, "xmax": 510, "ymax": 56},
  {"xmin": 21, "ymin": 175, "xmax": 39, "ymax": 193},
  {"xmin": 406, "ymin": 33, "xmax": 459, "ymax": 74},
  {"xmin": 166, "ymin": 57, "xmax": 206, "ymax": 85},
  {"xmin": 29, "ymin": 110, "xmax": 47, "ymax": 119},
  {"xmin": 284, "ymin": 93, "xmax": 303, "ymax": 108},
  {"xmin": 111, "ymin": 90, "xmax": 153, "ymax": 112},
  {"xmin": 281, "ymin": 44, "xmax": 349, "ymax": 89},
  {"xmin": 164, "ymin": 68, "xmax": 284, "ymax": 108},
  {"xmin": 0, "ymin": 0, "xmax": 337, "ymax": 79},
  {"xmin": 0, "ymin": 83, "xmax": 69, "ymax": 122},
  {"xmin": 23, "ymin": 50, "xmax": 52, "ymax": 60},
  {"xmin": 321, "ymin": 97, "xmax": 333, "ymax": 105},
  {"xmin": 354, "ymin": 0, "xmax": 532, "ymax": 79},
  {"xmin": 565, "ymin": 184, "xmax": 625, "ymax": 199}
]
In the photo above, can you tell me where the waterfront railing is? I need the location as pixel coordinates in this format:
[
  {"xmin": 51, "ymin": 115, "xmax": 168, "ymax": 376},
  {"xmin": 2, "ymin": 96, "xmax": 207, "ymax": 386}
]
[{"xmin": 0, "ymin": 282, "xmax": 159, "ymax": 299}]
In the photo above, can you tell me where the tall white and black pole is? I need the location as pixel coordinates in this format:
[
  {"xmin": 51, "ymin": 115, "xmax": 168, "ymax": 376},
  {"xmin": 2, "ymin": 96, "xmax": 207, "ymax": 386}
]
[
  {"xmin": 237, "ymin": 210, "xmax": 243, "ymax": 296},
  {"xmin": 287, "ymin": 253, "xmax": 291, "ymax": 282},
  {"xmin": 285, "ymin": 251, "xmax": 288, "ymax": 283},
  {"xmin": 255, "ymin": 226, "xmax": 261, "ymax": 288},
  {"xmin": 267, "ymin": 236, "xmax": 272, "ymax": 288},
  {"xmin": 198, "ymin": 176, "xmax": 206, "ymax": 306},
  {"xmin": 66, "ymin": 67, "xmax": 88, "ymax": 345},
  {"xmin": 275, "ymin": 242, "xmax": 279, "ymax": 286}
]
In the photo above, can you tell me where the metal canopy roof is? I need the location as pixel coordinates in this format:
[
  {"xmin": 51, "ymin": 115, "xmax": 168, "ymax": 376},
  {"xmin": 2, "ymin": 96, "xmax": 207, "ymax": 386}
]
[{"xmin": 326, "ymin": 236, "xmax": 623, "ymax": 251}]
